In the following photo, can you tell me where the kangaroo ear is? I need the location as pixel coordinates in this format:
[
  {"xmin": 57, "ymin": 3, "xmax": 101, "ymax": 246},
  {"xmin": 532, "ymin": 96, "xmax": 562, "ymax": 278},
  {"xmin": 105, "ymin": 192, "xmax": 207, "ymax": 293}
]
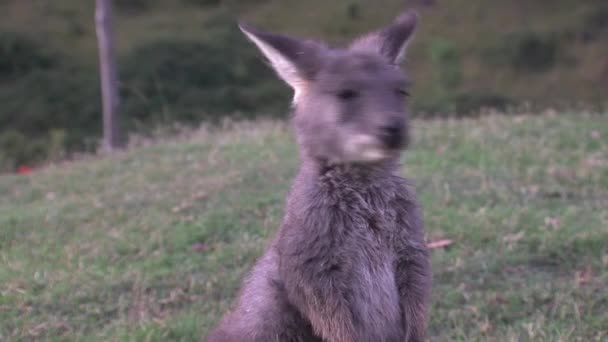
[
  {"xmin": 350, "ymin": 10, "xmax": 418, "ymax": 65},
  {"xmin": 239, "ymin": 23, "xmax": 323, "ymax": 97}
]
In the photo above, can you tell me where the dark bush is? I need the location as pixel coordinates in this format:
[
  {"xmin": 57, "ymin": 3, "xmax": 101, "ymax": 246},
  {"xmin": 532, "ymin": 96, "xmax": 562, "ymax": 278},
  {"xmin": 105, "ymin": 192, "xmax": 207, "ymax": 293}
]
[
  {"xmin": 0, "ymin": 130, "xmax": 67, "ymax": 172},
  {"xmin": 429, "ymin": 39, "xmax": 463, "ymax": 90},
  {"xmin": 0, "ymin": 131, "xmax": 28, "ymax": 170},
  {"xmin": 347, "ymin": 3, "xmax": 361, "ymax": 20},
  {"xmin": 580, "ymin": 6, "xmax": 608, "ymax": 41},
  {"xmin": 586, "ymin": 7, "xmax": 608, "ymax": 32},
  {"xmin": 449, "ymin": 92, "xmax": 513, "ymax": 114},
  {"xmin": 415, "ymin": 91, "xmax": 513, "ymax": 116},
  {"xmin": 0, "ymin": 67, "xmax": 101, "ymax": 145},
  {"xmin": 181, "ymin": 0, "xmax": 267, "ymax": 8},
  {"xmin": 114, "ymin": 0, "xmax": 152, "ymax": 14},
  {"xmin": 0, "ymin": 12, "xmax": 293, "ymax": 171},
  {"xmin": 181, "ymin": 0, "xmax": 222, "ymax": 7},
  {"xmin": 0, "ymin": 32, "xmax": 56, "ymax": 81},
  {"xmin": 120, "ymin": 21, "xmax": 288, "ymax": 126},
  {"xmin": 0, "ymin": 65, "xmax": 102, "ymax": 172},
  {"xmin": 0, "ymin": 31, "xmax": 102, "ymax": 171},
  {"xmin": 483, "ymin": 31, "xmax": 562, "ymax": 72}
]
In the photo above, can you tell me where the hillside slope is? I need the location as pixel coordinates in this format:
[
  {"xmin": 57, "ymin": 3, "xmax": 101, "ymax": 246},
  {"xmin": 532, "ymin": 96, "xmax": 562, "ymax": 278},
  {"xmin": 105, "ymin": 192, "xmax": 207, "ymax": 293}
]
[{"xmin": 1, "ymin": 113, "xmax": 607, "ymax": 340}]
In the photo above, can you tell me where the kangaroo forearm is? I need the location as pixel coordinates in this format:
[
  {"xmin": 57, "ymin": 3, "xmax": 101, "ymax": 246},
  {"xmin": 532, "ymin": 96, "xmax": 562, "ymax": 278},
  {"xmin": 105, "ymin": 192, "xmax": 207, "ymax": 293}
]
[
  {"xmin": 284, "ymin": 276, "xmax": 404, "ymax": 342},
  {"xmin": 283, "ymin": 277, "xmax": 359, "ymax": 341},
  {"xmin": 396, "ymin": 249, "xmax": 432, "ymax": 342}
]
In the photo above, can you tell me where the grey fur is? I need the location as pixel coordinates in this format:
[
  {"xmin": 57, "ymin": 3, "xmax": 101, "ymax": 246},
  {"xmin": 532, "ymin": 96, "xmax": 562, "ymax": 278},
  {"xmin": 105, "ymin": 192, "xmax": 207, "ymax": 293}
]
[{"xmin": 208, "ymin": 9, "xmax": 431, "ymax": 342}]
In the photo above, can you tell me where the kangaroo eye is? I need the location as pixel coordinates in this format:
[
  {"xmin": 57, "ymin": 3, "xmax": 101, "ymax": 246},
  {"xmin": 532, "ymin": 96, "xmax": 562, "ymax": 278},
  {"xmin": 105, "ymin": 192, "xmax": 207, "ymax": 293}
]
[
  {"xmin": 337, "ymin": 89, "xmax": 359, "ymax": 100},
  {"xmin": 396, "ymin": 89, "xmax": 410, "ymax": 97}
]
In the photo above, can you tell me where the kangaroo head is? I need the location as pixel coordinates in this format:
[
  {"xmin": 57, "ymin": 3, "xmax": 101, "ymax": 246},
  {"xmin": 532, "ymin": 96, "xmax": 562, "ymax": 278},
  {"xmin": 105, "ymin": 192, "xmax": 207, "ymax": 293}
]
[{"xmin": 240, "ymin": 10, "xmax": 418, "ymax": 165}]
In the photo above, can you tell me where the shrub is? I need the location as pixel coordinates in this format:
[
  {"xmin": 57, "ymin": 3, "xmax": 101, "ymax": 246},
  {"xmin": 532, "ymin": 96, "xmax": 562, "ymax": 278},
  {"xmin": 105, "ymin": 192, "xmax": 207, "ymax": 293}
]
[
  {"xmin": 414, "ymin": 91, "xmax": 513, "ymax": 116},
  {"xmin": 0, "ymin": 67, "xmax": 101, "ymax": 144},
  {"xmin": 114, "ymin": 0, "xmax": 152, "ymax": 14},
  {"xmin": 180, "ymin": 0, "xmax": 267, "ymax": 8},
  {"xmin": 0, "ymin": 32, "xmax": 56, "ymax": 81},
  {"xmin": 120, "ymin": 19, "xmax": 288, "ymax": 126},
  {"xmin": 0, "ymin": 31, "xmax": 102, "ymax": 171},
  {"xmin": 429, "ymin": 39, "xmax": 463, "ymax": 90},
  {"xmin": 0, "ymin": 64, "xmax": 102, "ymax": 172},
  {"xmin": 449, "ymin": 92, "xmax": 513, "ymax": 114},
  {"xmin": 0, "ymin": 13, "xmax": 293, "ymax": 171},
  {"xmin": 347, "ymin": 3, "xmax": 361, "ymax": 20},
  {"xmin": 580, "ymin": 6, "xmax": 608, "ymax": 41},
  {"xmin": 483, "ymin": 31, "xmax": 563, "ymax": 72},
  {"xmin": 181, "ymin": 0, "xmax": 222, "ymax": 7},
  {"xmin": 0, "ymin": 131, "xmax": 51, "ymax": 171}
]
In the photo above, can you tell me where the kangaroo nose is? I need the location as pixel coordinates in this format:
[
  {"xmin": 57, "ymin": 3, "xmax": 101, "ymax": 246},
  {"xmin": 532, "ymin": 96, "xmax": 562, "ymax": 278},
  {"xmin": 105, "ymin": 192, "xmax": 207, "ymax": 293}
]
[{"xmin": 380, "ymin": 120, "xmax": 404, "ymax": 149}]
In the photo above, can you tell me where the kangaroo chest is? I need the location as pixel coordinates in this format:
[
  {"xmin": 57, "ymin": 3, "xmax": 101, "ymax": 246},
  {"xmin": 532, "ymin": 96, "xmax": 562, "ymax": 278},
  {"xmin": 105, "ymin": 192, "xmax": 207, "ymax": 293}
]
[{"xmin": 324, "ymin": 188, "xmax": 404, "ymax": 326}]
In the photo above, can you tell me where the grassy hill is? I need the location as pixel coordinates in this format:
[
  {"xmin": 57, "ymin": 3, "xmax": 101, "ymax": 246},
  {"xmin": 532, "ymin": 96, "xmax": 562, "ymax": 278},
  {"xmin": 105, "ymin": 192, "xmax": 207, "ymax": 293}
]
[{"xmin": 1, "ymin": 112, "xmax": 607, "ymax": 340}]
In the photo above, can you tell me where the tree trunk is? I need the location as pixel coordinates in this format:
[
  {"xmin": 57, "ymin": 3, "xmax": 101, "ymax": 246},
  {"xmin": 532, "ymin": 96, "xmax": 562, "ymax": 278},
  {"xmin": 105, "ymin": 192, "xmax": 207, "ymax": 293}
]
[{"xmin": 95, "ymin": 0, "xmax": 123, "ymax": 151}]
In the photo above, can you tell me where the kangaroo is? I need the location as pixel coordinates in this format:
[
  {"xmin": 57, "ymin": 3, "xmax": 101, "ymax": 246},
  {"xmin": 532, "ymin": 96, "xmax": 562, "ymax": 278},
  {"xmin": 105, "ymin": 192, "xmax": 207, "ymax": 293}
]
[{"xmin": 208, "ymin": 9, "xmax": 431, "ymax": 342}]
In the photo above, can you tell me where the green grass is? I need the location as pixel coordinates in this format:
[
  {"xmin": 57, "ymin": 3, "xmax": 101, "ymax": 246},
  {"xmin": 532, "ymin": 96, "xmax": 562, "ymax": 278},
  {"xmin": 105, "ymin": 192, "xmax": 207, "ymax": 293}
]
[{"xmin": 1, "ymin": 113, "xmax": 607, "ymax": 341}]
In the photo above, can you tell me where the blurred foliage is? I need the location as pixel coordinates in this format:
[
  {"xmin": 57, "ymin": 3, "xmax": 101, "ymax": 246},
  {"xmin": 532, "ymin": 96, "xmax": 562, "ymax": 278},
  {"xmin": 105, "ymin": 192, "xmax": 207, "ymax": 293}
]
[
  {"xmin": 0, "ymin": 0, "xmax": 607, "ymax": 171},
  {"xmin": 180, "ymin": 0, "xmax": 223, "ymax": 7},
  {"xmin": 180, "ymin": 0, "xmax": 269, "ymax": 9},
  {"xmin": 483, "ymin": 31, "xmax": 565, "ymax": 72},
  {"xmin": 120, "ymin": 17, "xmax": 287, "ymax": 127},
  {"xmin": 416, "ymin": 91, "xmax": 513, "ymax": 116},
  {"xmin": 429, "ymin": 39, "xmax": 463, "ymax": 90},
  {"xmin": 114, "ymin": 0, "xmax": 152, "ymax": 14},
  {"xmin": 580, "ymin": 6, "xmax": 608, "ymax": 41},
  {"xmin": 0, "ymin": 14, "xmax": 288, "ymax": 171},
  {"xmin": 346, "ymin": 3, "xmax": 361, "ymax": 20},
  {"xmin": 0, "ymin": 31, "xmax": 56, "ymax": 80},
  {"xmin": 0, "ymin": 32, "xmax": 99, "ymax": 171}
]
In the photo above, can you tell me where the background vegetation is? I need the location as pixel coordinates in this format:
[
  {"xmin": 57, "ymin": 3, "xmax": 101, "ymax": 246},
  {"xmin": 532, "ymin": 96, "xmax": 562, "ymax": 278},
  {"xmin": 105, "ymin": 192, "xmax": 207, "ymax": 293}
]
[
  {"xmin": 1, "ymin": 113, "xmax": 607, "ymax": 340},
  {"xmin": 0, "ymin": 0, "xmax": 607, "ymax": 170}
]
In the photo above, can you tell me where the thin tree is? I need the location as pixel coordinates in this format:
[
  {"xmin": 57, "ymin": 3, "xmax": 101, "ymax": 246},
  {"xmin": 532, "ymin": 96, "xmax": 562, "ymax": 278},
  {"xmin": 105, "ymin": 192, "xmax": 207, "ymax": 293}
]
[{"xmin": 95, "ymin": 0, "xmax": 123, "ymax": 151}]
